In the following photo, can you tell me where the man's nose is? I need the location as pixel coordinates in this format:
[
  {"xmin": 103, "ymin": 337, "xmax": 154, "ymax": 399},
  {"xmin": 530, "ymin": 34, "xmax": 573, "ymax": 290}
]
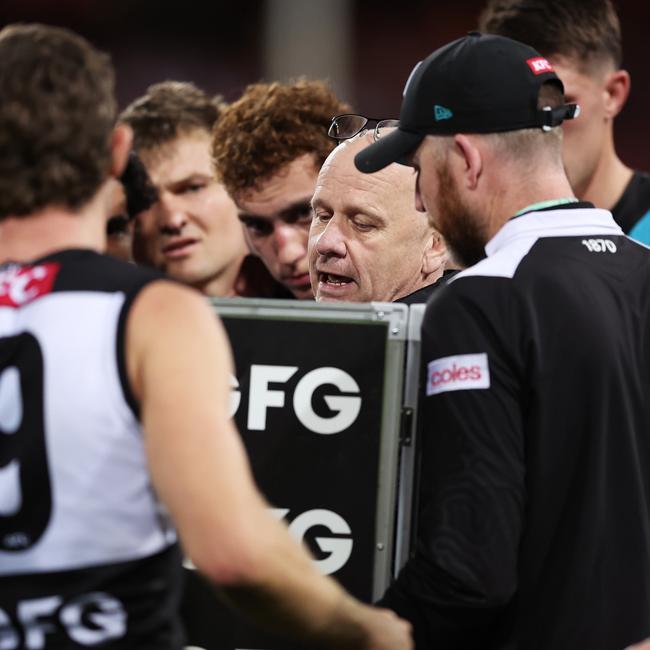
[
  {"xmin": 275, "ymin": 223, "xmax": 308, "ymax": 265},
  {"xmin": 315, "ymin": 217, "xmax": 346, "ymax": 258},
  {"xmin": 157, "ymin": 193, "xmax": 188, "ymax": 232}
]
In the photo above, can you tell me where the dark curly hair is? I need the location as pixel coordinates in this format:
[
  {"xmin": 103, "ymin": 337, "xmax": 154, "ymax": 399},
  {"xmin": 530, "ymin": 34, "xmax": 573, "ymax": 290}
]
[
  {"xmin": 0, "ymin": 23, "xmax": 116, "ymax": 219},
  {"xmin": 120, "ymin": 81, "xmax": 226, "ymax": 154},
  {"xmin": 478, "ymin": 0, "xmax": 622, "ymax": 69},
  {"xmin": 211, "ymin": 79, "xmax": 352, "ymax": 198}
]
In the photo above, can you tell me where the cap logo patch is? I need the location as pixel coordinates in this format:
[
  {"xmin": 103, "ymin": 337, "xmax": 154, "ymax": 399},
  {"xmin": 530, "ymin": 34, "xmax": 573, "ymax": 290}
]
[
  {"xmin": 526, "ymin": 57, "xmax": 554, "ymax": 75},
  {"xmin": 434, "ymin": 105, "xmax": 453, "ymax": 121}
]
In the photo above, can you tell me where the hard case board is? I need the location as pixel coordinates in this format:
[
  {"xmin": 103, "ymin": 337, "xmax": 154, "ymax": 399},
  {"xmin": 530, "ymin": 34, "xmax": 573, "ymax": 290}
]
[{"xmin": 181, "ymin": 299, "xmax": 417, "ymax": 650}]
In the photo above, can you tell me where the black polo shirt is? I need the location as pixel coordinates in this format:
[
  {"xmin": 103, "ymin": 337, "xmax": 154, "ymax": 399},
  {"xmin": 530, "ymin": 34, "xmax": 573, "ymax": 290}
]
[
  {"xmin": 397, "ymin": 270, "xmax": 459, "ymax": 305},
  {"xmin": 382, "ymin": 203, "xmax": 650, "ymax": 650}
]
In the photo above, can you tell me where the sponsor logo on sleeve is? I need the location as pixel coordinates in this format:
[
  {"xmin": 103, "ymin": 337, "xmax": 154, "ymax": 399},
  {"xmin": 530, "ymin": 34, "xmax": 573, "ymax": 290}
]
[
  {"xmin": 426, "ymin": 353, "xmax": 490, "ymax": 396},
  {"xmin": 0, "ymin": 263, "xmax": 60, "ymax": 307}
]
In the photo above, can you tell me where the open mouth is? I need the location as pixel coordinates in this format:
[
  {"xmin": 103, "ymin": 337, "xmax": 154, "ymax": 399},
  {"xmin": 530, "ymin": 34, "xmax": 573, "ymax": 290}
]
[{"xmin": 319, "ymin": 272, "xmax": 353, "ymax": 287}]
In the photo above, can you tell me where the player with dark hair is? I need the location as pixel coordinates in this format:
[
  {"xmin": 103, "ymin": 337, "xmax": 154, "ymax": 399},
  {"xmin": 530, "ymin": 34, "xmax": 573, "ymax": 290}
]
[
  {"xmin": 120, "ymin": 81, "xmax": 281, "ymax": 297},
  {"xmin": 479, "ymin": 0, "xmax": 650, "ymax": 243},
  {"xmin": 106, "ymin": 151, "xmax": 158, "ymax": 261}
]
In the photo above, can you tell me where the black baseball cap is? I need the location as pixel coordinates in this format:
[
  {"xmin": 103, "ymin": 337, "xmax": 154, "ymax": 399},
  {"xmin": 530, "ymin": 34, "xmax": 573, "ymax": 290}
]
[{"xmin": 355, "ymin": 32, "xmax": 579, "ymax": 174}]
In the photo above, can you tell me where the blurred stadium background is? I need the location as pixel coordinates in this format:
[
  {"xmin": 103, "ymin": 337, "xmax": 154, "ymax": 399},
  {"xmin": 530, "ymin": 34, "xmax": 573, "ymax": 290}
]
[{"xmin": 1, "ymin": 0, "xmax": 648, "ymax": 171}]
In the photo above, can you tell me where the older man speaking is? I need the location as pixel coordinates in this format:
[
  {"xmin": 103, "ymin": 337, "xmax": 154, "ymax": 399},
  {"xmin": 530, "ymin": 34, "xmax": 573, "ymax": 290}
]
[{"xmin": 309, "ymin": 130, "xmax": 450, "ymax": 303}]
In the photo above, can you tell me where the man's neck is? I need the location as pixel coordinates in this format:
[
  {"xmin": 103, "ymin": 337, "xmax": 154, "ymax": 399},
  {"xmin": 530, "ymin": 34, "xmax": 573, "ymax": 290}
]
[
  {"xmin": 0, "ymin": 183, "xmax": 113, "ymax": 264},
  {"xmin": 577, "ymin": 147, "xmax": 633, "ymax": 212},
  {"xmin": 196, "ymin": 251, "xmax": 248, "ymax": 298},
  {"xmin": 395, "ymin": 261, "xmax": 446, "ymax": 302},
  {"xmin": 486, "ymin": 173, "xmax": 577, "ymax": 241},
  {"xmin": 0, "ymin": 207, "xmax": 106, "ymax": 265}
]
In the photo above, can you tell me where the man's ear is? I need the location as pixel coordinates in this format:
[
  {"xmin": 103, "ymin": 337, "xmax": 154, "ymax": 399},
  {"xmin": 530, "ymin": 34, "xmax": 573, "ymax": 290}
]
[
  {"xmin": 452, "ymin": 134, "xmax": 483, "ymax": 190},
  {"xmin": 110, "ymin": 123, "xmax": 133, "ymax": 179},
  {"xmin": 603, "ymin": 69, "xmax": 631, "ymax": 119},
  {"xmin": 422, "ymin": 230, "xmax": 447, "ymax": 276}
]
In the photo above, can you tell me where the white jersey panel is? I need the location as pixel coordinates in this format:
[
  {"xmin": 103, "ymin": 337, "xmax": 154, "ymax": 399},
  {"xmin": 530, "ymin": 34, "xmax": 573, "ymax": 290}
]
[
  {"xmin": 0, "ymin": 291, "xmax": 175, "ymax": 575},
  {"xmin": 452, "ymin": 208, "xmax": 624, "ymax": 282},
  {"xmin": 451, "ymin": 237, "xmax": 538, "ymax": 281}
]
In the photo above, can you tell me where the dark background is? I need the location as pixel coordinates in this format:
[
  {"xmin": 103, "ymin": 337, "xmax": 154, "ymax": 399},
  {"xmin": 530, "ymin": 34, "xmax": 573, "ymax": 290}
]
[{"xmin": 2, "ymin": 0, "xmax": 648, "ymax": 171}]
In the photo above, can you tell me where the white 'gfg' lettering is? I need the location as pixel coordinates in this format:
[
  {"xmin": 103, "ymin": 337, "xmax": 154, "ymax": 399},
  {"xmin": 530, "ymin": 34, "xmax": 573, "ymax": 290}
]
[
  {"xmin": 293, "ymin": 368, "xmax": 361, "ymax": 434},
  {"xmin": 0, "ymin": 593, "xmax": 126, "ymax": 649},
  {"xmin": 60, "ymin": 593, "xmax": 126, "ymax": 646},
  {"xmin": 247, "ymin": 365, "xmax": 297, "ymax": 430},
  {"xmin": 271, "ymin": 508, "xmax": 353, "ymax": 575},
  {"xmin": 18, "ymin": 596, "xmax": 59, "ymax": 650},
  {"xmin": 0, "ymin": 605, "xmax": 20, "ymax": 649},
  {"xmin": 243, "ymin": 365, "xmax": 361, "ymax": 434}
]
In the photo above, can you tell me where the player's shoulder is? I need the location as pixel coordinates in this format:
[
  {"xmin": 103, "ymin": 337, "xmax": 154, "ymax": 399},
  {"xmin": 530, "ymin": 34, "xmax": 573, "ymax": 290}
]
[
  {"xmin": 41, "ymin": 248, "xmax": 164, "ymax": 295},
  {"xmin": 423, "ymin": 245, "xmax": 533, "ymax": 332},
  {"xmin": 451, "ymin": 236, "xmax": 539, "ymax": 286},
  {"xmin": 4, "ymin": 248, "xmax": 164, "ymax": 296},
  {"xmin": 0, "ymin": 248, "xmax": 171, "ymax": 309},
  {"xmin": 128, "ymin": 274, "xmax": 219, "ymax": 337},
  {"xmin": 433, "ymin": 250, "xmax": 524, "ymax": 306},
  {"xmin": 126, "ymin": 274, "xmax": 228, "ymax": 384}
]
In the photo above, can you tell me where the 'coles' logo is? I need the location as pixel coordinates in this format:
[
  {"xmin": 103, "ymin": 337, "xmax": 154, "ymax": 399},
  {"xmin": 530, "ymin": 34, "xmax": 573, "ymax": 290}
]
[
  {"xmin": 526, "ymin": 57, "xmax": 554, "ymax": 75},
  {"xmin": 430, "ymin": 363, "xmax": 482, "ymax": 386},
  {"xmin": 426, "ymin": 353, "xmax": 490, "ymax": 396}
]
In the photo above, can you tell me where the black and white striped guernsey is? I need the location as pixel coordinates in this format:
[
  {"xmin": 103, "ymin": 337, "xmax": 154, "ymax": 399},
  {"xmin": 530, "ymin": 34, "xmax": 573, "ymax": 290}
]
[{"xmin": 0, "ymin": 249, "xmax": 183, "ymax": 649}]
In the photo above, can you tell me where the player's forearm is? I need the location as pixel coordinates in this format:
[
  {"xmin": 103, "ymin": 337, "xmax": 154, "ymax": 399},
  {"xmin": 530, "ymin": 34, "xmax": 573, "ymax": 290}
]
[
  {"xmin": 206, "ymin": 516, "xmax": 374, "ymax": 647},
  {"xmin": 218, "ymin": 574, "xmax": 371, "ymax": 648}
]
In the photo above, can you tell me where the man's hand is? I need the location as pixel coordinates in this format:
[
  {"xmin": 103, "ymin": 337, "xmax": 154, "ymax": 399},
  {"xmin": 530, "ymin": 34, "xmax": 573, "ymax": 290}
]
[
  {"xmin": 322, "ymin": 600, "xmax": 413, "ymax": 649},
  {"xmin": 359, "ymin": 607, "xmax": 413, "ymax": 650}
]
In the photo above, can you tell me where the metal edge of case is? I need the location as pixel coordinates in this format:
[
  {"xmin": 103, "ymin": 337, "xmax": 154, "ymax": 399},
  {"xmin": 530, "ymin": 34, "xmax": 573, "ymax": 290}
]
[
  {"xmin": 393, "ymin": 303, "xmax": 426, "ymax": 574},
  {"xmin": 370, "ymin": 304, "xmax": 409, "ymax": 600},
  {"xmin": 209, "ymin": 297, "xmax": 408, "ymax": 340}
]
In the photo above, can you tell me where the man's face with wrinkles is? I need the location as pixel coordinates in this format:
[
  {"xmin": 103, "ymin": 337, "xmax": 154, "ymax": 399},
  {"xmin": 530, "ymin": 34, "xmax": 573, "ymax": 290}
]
[
  {"xmin": 310, "ymin": 134, "xmax": 439, "ymax": 302},
  {"xmin": 235, "ymin": 154, "xmax": 318, "ymax": 299}
]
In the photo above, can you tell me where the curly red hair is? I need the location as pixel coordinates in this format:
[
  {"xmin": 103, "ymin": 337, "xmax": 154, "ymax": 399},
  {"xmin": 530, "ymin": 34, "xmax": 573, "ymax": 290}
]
[{"xmin": 211, "ymin": 79, "xmax": 351, "ymax": 198}]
